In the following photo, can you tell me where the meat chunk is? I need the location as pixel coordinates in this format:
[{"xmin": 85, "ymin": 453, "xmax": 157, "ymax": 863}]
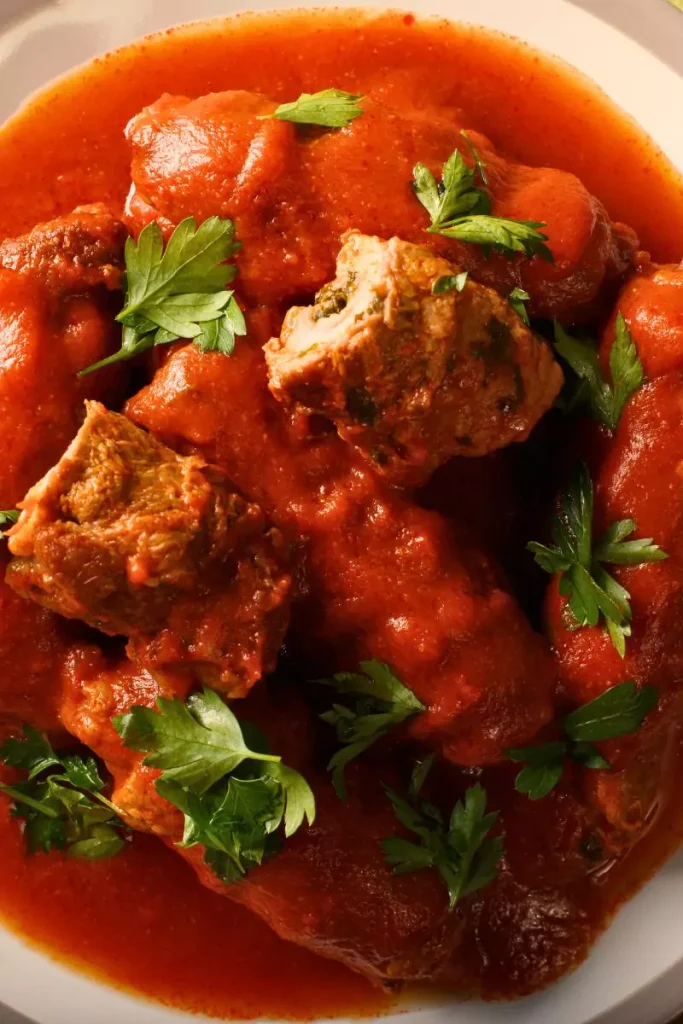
[
  {"xmin": 265, "ymin": 232, "xmax": 562, "ymax": 484},
  {"xmin": 0, "ymin": 203, "xmax": 125, "ymax": 295},
  {"xmin": 60, "ymin": 650, "xmax": 464, "ymax": 984},
  {"xmin": 600, "ymin": 260, "xmax": 683, "ymax": 380},
  {"xmin": 545, "ymin": 276, "xmax": 683, "ymax": 840},
  {"xmin": 127, "ymin": 313, "xmax": 555, "ymax": 765},
  {"xmin": 6, "ymin": 403, "xmax": 291, "ymax": 696},
  {"xmin": 125, "ymin": 91, "xmax": 636, "ymax": 319},
  {"xmin": 0, "ymin": 207, "xmax": 127, "ymax": 507}
]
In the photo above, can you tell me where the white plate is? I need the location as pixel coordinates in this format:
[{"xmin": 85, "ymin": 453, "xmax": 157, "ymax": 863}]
[{"xmin": 0, "ymin": 2, "xmax": 682, "ymax": 1023}]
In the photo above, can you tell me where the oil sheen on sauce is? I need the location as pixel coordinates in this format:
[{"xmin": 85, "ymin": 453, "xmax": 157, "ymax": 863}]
[{"xmin": 0, "ymin": 9, "xmax": 682, "ymax": 1020}]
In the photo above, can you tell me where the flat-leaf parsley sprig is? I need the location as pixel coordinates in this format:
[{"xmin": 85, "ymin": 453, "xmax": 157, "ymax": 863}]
[
  {"xmin": 412, "ymin": 134, "xmax": 552, "ymax": 261},
  {"xmin": 381, "ymin": 760, "xmax": 503, "ymax": 910},
  {"xmin": 554, "ymin": 313, "xmax": 644, "ymax": 430},
  {"xmin": 508, "ymin": 680, "xmax": 658, "ymax": 800},
  {"xmin": 317, "ymin": 660, "xmax": 425, "ymax": 798},
  {"xmin": 113, "ymin": 687, "xmax": 315, "ymax": 884},
  {"xmin": 528, "ymin": 463, "xmax": 667, "ymax": 656},
  {"xmin": 80, "ymin": 216, "xmax": 247, "ymax": 376},
  {"xmin": 0, "ymin": 726, "xmax": 127, "ymax": 859},
  {"xmin": 259, "ymin": 88, "xmax": 364, "ymax": 128}
]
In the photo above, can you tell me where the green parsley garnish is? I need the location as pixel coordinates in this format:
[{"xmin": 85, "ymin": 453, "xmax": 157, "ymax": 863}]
[
  {"xmin": 79, "ymin": 216, "xmax": 246, "ymax": 376},
  {"xmin": 508, "ymin": 681, "xmax": 658, "ymax": 800},
  {"xmin": 113, "ymin": 688, "xmax": 315, "ymax": 884},
  {"xmin": 0, "ymin": 510, "xmax": 19, "ymax": 528},
  {"xmin": 412, "ymin": 145, "xmax": 552, "ymax": 262},
  {"xmin": 0, "ymin": 726, "xmax": 126, "ymax": 859},
  {"xmin": 553, "ymin": 313, "xmax": 644, "ymax": 430},
  {"xmin": 381, "ymin": 763, "xmax": 502, "ymax": 910},
  {"xmin": 260, "ymin": 88, "xmax": 363, "ymax": 128},
  {"xmin": 432, "ymin": 271, "xmax": 469, "ymax": 295},
  {"xmin": 528, "ymin": 463, "xmax": 667, "ymax": 656},
  {"xmin": 318, "ymin": 660, "xmax": 425, "ymax": 799},
  {"xmin": 508, "ymin": 287, "xmax": 531, "ymax": 324}
]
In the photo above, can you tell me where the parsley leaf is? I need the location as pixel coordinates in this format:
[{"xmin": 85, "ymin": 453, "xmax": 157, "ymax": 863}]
[
  {"xmin": 432, "ymin": 271, "xmax": 469, "ymax": 295},
  {"xmin": 261, "ymin": 88, "xmax": 364, "ymax": 128},
  {"xmin": 507, "ymin": 681, "xmax": 658, "ymax": 799},
  {"xmin": 508, "ymin": 287, "xmax": 531, "ymax": 324},
  {"xmin": 114, "ymin": 688, "xmax": 315, "ymax": 883},
  {"xmin": 563, "ymin": 681, "xmax": 659, "ymax": 743},
  {"xmin": 553, "ymin": 313, "xmax": 644, "ymax": 430},
  {"xmin": 0, "ymin": 510, "xmax": 19, "ymax": 527},
  {"xmin": 412, "ymin": 146, "xmax": 552, "ymax": 261},
  {"xmin": 528, "ymin": 463, "xmax": 667, "ymax": 656},
  {"xmin": 0, "ymin": 727, "xmax": 126, "ymax": 859},
  {"xmin": 317, "ymin": 660, "xmax": 425, "ymax": 799},
  {"xmin": 381, "ymin": 769, "xmax": 502, "ymax": 910},
  {"xmin": 79, "ymin": 216, "xmax": 245, "ymax": 376}
]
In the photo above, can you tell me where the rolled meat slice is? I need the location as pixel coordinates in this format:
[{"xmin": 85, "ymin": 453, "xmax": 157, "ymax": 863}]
[
  {"xmin": 0, "ymin": 203, "xmax": 127, "ymax": 507},
  {"xmin": 127, "ymin": 312, "xmax": 556, "ymax": 765},
  {"xmin": 124, "ymin": 91, "xmax": 636, "ymax": 319},
  {"xmin": 6, "ymin": 402, "xmax": 291, "ymax": 697},
  {"xmin": 60, "ymin": 649, "xmax": 465, "ymax": 985},
  {"xmin": 265, "ymin": 231, "xmax": 563, "ymax": 484},
  {"xmin": 546, "ymin": 268, "xmax": 683, "ymax": 841}
]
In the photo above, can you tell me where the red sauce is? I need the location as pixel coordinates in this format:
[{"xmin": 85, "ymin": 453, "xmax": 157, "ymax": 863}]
[{"xmin": 1, "ymin": 9, "xmax": 683, "ymax": 1019}]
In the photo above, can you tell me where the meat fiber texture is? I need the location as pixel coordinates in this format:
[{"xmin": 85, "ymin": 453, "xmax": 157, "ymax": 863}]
[
  {"xmin": 6, "ymin": 403, "xmax": 291, "ymax": 697},
  {"xmin": 266, "ymin": 231, "xmax": 563, "ymax": 485}
]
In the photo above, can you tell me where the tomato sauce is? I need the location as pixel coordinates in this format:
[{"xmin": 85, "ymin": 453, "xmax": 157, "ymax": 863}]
[{"xmin": 1, "ymin": 9, "xmax": 683, "ymax": 1019}]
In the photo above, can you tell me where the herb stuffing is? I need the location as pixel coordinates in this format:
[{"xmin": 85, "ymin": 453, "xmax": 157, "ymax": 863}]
[
  {"xmin": 528, "ymin": 463, "xmax": 667, "ymax": 656},
  {"xmin": 113, "ymin": 688, "xmax": 315, "ymax": 884},
  {"xmin": 0, "ymin": 726, "xmax": 127, "ymax": 859},
  {"xmin": 79, "ymin": 216, "xmax": 246, "ymax": 376},
  {"xmin": 508, "ymin": 681, "xmax": 659, "ymax": 799}
]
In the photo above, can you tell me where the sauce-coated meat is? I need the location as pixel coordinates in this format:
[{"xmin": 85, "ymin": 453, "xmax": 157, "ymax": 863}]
[
  {"xmin": 0, "ymin": 207, "xmax": 126, "ymax": 508},
  {"xmin": 125, "ymin": 91, "xmax": 636, "ymax": 320},
  {"xmin": 266, "ymin": 231, "xmax": 562, "ymax": 484},
  {"xmin": 547, "ymin": 266, "xmax": 683, "ymax": 840},
  {"xmin": 127, "ymin": 316, "xmax": 555, "ymax": 765},
  {"xmin": 6, "ymin": 403, "xmax": 291, "ymax": 697},
  {"xmin": 60, "ymin": 649, "xmax": 464, "ymax": 985}
]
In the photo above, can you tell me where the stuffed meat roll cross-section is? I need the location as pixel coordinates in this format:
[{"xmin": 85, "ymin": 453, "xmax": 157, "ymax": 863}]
[
  {"xmin": 265, "ymin": 232, "xmax": 563, "ymax": 484},
  {"xmin": 5, "ymin": 402, "xmax": 291, "ymax": 695}
]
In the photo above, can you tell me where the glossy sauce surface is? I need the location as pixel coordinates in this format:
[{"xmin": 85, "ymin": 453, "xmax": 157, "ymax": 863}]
[{"xmin": 1, "ymin": 9, "xmax": 683, "ymax": 1019}]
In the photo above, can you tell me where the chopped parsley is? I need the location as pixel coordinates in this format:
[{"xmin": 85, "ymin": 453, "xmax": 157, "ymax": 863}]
[
  {"xmin": 528, "ymin": 463, "xmax": 667, "ymax": 656},
  {"xmin": 318, "ymin": 660, "xmax": 425, "ymax": 799},
  {"xmin": 381, "ymin": 762, "xmax": 502, "ymax": 910},
  {"xmin": 0, "ymin": 726, "xmax": 127, "ymax": 859},
  {"xmin": 553, "ymin": 313, "xmax": 644, "ymax": 430},
  {"xmin": 79, "ymin": 216, "xmax": 246, "ymax": 376},
  {"xmin": 508, "ymin": 681, "xmax": 659, "ymax": 799},
  {"xmin": 432, "ymin": 271, "xmax": 469, "ymax": 294},
  {"xmin": 260, "ymin": 88, "xmax": 363, "ymax": 128},
  {"xmin": 113, "ymin": 688, "xmax": 315, "ymax": 883},
  {"xmin": 508, "ymin": 287, "xmax": 531, "ymax": 324},
  {"xmin": 412, "ymin": 142, "xmax": 552, "ymax": 261}
]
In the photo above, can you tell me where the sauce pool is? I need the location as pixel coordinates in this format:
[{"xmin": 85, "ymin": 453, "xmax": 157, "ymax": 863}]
[{"xmin": 1, "ymin": 8, "xmax": 683, "ymax": 1019}]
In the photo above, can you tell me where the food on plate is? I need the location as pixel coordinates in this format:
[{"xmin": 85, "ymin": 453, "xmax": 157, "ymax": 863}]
[
  {"xmin": 265, "ymin": 230, "xmax": 563, "ymax": 483},
  {"xmin": 0, "ymin": 9, "xmax": 682, "ymax": 1020}
]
